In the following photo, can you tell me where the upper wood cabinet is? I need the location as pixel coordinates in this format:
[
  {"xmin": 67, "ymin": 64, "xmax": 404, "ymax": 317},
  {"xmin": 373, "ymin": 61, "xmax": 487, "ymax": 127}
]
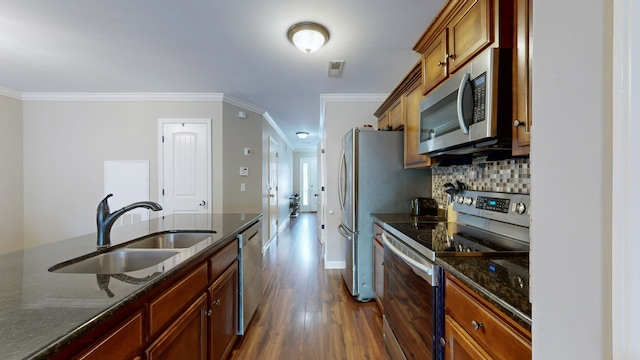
[
  {"xmin": 377, "ymin": 97, "xmax": 404, "ymax": 131},
  {"xmin": 512, "ymin": 0, "xmax": 532, "ymax": 156},
  {"xmin": 404, "ymin": 78, "xmax": 431, "ymax": 168},
  {"xmin": 375, "ymin": 62, "xmax": 431, "ymax": 169},
  {"xmin": 415, "ymin": 0, "xmax": 513, "ymax": 94}
]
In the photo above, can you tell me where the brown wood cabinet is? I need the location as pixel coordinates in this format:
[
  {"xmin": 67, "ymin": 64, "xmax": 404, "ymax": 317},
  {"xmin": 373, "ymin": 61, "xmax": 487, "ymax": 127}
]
[
  {"xmin": 415, "ymin": 0, "xmax": 513, "ymax": 94},
  {"xmin": 372, "ymin": 222, "xmax": 384, "ymax": 311},
  {"xmin": 61, "ymin": 236, "xmax": 243, "ymax": 360},
  {"xmin": 512, "ymin": 0, "xmax": 532, "ymax": 156},
  {"xmin": 74, "ymin": 310, "xmax": 144, "ymax": 360},
  {"xmin": 403, "ymin": 78, "xmax": 431, "ymax": 168},
  {"xmin": 145, "ymin": 294, "xmax": 208, "ymax": 360},
  {"xmin": 377, "ymin": 97, "xmax": 404, "ymax": 131},
  {"xmin": 443, "ymin": 273, "xmax": 531, "ymax": 360},
  {"xmin": 209, "ymin": 261, "xmax": 239, "ymax": 360},
  {"xmin": 374, "ymin": 62, "xmax": 431, "ymax": 169}
]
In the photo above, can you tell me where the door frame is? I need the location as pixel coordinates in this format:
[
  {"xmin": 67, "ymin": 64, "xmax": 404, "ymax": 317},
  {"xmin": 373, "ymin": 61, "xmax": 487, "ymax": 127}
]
[
  {"xmin": 157, "ymin": 118, "xmax": 212, "ymax": 217},
  {"xmin": 267, "ymin": 136, "xmax": 278, "ymax": 241},
  {"xmin": 299, "ymin": 156, "xmax": 318, "ymax": 212}
]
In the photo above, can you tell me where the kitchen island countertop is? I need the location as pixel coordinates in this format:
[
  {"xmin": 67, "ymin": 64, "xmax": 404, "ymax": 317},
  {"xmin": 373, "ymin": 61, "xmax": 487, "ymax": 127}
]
[{"xmin": 0, "ymin": 213, "xmax": 261, "ymax": 360}]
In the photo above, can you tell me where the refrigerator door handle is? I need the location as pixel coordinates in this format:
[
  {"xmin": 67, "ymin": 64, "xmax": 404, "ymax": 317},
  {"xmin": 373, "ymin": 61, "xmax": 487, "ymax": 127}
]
[
  {"xmin": 338, "ymin": 223, "xmax": 352, "ymax": 240},
  {"xmin": 338, "ymin": 150, "xmax": 346, "ymax": 212}
]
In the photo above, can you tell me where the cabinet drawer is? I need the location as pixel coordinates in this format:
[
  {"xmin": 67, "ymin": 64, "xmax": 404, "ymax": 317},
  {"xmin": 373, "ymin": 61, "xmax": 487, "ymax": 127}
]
[
  {"xmin": 209, "ymin": 239, "xmax": 238, "ymax": 281},
  {"xmin": 445, "ymin": 276, "xmax": 531, "ymax": 359},
  {"xmin": 149, "ymin": 263, "xmax": 208, "ymax": 338},
  {"xmin": 75, "ymin": 310, "xmax": 143, "ymax": 360}
]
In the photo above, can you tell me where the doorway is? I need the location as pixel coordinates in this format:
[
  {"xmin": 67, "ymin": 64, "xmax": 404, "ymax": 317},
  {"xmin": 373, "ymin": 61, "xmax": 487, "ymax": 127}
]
[
  {"xmin": 158, "ymin": 119, "xmax": 212, "ymax": 216},
  {"xmin": 299, "ymin": 157, "xmax": 318, "ymax": 212},
  {"xmin": 268, "ymin": 136, "xmax": 278, "ymax": 241}
]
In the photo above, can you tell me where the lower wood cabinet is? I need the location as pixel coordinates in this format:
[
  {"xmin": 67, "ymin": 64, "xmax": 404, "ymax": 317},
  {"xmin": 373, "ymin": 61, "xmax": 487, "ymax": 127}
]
[
  {"xmin": 372, "ymin": 223, "xmax": 384, "ymax": 311},
  {"xmin": 74, "ymin": 310, "xmax": 144, "ymax": 360},
  {"xmin": 62, "ymin": 238, "xmax": 242, "ymax": 360},
  {"xmin": 443, "ymin": 273, "xmax": 531, "ymax": 360},
  {"xmin": 209, "ymin": 261, "xmax": 239, "ymax": 360},
  {"xmin": 145, "ymin": 293, "xmax": 208, "ymax": 360}
]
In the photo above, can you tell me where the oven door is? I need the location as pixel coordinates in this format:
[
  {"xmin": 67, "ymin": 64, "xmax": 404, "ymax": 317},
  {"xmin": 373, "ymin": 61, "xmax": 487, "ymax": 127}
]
[{"xmin": 382, "ymin": 232, "xmax": 442, "ymax": 360}]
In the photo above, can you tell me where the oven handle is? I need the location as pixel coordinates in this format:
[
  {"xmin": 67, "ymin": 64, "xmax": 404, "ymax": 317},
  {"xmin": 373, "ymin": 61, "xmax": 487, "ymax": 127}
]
[{"xmin": 382, "ymin": 232, "xmax": 438, "ymax": 287}]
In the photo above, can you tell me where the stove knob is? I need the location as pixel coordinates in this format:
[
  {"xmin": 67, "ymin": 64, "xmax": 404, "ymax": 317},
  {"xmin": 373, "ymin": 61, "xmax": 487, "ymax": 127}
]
[
  {"xmin": 457, "ymin": 196, "xmax": 464, "ymax": 204},
  {"xmin": 463, "ymin": 197, "xmax": 474, "ymax": 206},
  {"xmin": 514, "ymin": 202, "xmax": 527, "ymax": 214}
]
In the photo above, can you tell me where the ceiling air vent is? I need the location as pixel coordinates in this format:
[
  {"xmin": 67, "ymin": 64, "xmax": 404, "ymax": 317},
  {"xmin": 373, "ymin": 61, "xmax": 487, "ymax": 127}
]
[{"xmin": 328, "ymin": 60, "xmax": 345, "ymax": 78}]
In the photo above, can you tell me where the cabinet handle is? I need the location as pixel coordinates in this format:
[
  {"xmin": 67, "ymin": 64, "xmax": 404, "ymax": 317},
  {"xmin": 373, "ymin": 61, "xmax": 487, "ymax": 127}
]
[
  {"xmin": 471, "ymin": 320, "xmax": 484, "ymax": 330},
  {"xmin": 439, "ymin": 337, "xmax": 448, "ymax": 346},
  {"xmin": 514, "ymin": 120, "xmax": 523, "ymax": 127},
  {"xmin": 207, "ymin": 310, "xmax": 212, "ymax": 317},
  {"xmin": 213, "ymin": 299, "xmax": 221, "ymax": 306},
  {"xmin": 437, "ymin": 61, "xmax": 445, "ymax": 67},
  {"xmin": 447, "ymin": 54, "xmax": 456, "ymax": 60}
]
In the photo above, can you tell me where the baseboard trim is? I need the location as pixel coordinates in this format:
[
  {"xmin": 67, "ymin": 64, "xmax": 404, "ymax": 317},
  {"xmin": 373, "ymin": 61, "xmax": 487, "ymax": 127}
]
[{"xmin": 324, "ymin": 260, "xmax": 346, "ymax": 269}]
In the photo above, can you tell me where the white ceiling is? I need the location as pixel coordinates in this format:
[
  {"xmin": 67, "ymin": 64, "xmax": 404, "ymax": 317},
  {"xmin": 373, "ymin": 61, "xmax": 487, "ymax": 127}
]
[{"xmin": 0, "ymin": 0, "xmax": 445, "ymax": 150}]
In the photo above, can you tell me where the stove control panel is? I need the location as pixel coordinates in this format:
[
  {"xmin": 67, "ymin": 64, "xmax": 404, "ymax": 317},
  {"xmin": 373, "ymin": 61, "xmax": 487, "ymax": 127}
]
[
  {"xmin": 476, "ymin": 196, "xmax": 510, "ymax": 213},
  {"xmin": 453, "ymin": 190, "xmax": 530, "ymax": 228}
]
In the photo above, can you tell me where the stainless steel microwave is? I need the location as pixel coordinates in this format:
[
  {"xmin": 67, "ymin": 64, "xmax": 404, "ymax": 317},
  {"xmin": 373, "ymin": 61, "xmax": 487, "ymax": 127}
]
[{"xmin": 418, "ymin": 48, "xmax": 512, "ymax": 156}]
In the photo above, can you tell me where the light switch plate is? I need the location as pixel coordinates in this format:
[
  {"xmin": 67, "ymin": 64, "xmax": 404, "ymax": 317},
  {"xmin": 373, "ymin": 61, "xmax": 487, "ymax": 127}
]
[{"xmin": 239, "ymin": 167, "xmax": 249, "ymax": 176}]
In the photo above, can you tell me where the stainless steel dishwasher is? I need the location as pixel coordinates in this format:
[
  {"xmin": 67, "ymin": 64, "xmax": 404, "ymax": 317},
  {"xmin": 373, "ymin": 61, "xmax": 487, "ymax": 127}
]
[{"xmin": 238, "ymin": 220, "xmax": 262, "ymax": 334}]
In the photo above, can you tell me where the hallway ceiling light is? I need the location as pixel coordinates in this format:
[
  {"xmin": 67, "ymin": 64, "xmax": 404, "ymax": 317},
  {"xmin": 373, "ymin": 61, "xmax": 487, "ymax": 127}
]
[
  {"xmin": 296, "ymin": 132, "xmax": 309, "ymax": 139},
  {"xmin": 287, "ymin": 22, "xmax": 330, "ymax": 54}
]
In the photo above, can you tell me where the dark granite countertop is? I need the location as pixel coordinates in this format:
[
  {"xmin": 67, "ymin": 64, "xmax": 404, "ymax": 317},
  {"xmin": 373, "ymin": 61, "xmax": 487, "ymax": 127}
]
[
  {"xmin": 370, "ymin": 213, "xmax": 531, "ymax": 330},
  {"xmin": 0, "ymin": 213, "xmax": 261, "ymax": 360},
  {"xmin": 437, "ymin": 255, "xmax": 531, "ymax": 330}
]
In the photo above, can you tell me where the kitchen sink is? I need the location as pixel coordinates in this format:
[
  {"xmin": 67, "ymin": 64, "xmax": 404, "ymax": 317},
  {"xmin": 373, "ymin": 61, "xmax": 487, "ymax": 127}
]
[
  {"xmin": 126, "ymin": 231, "xmax": 214, "ymax": 249},
  {"xmin": 49, "ymin": 249, "xmax": 179, "ymax": 274}
]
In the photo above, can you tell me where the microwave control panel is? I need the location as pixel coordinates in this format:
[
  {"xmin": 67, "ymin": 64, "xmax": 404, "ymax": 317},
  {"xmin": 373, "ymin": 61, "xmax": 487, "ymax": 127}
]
[{"xmin": 472, "ymin": 73, "xmax": 487, "ymax": 124}]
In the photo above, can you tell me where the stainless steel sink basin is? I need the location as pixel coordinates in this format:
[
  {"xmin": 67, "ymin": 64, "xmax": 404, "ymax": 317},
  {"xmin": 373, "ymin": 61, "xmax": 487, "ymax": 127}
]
[
  {"xmin": 126, "ymin": 232, "xmax": 214, "ymax": 249},
  {"xmin": 49, "ymin": 249, "xmax": 179, "ymax": 274}
]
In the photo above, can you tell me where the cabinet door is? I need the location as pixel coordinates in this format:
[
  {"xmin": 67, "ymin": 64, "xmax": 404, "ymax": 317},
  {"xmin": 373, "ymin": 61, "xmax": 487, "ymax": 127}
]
[
  {"xmin": 373, "ymin": 228, "xmax": 384, "ymax": 310},
  {"xmin": 447, "ymin": 0, "xmax": 491, "ymax": 73},
  {"xmin": 512, "ymin": 0, "xmax": 532, "ymax": 156},
  {"xmin": 423, "ymin": 30, "xmax": 448, "ymax": 93},
  {"xmin": 443, "ymin": 315, "xmax": 492, "ymax": 360},
  {"xmin": 145, "ymin": 293, "xmax": 208, "ymax": 360},
  {"xmin": 74, "ymin": 310, "xmax": 143, "ymax": 360},
  {"xmin": 209, "ymin": 261, "xmax": 239, "ymax": 360},
  {"xmin": 377, "ymin": 111, "xmax": 390, "ymax": 130},
  {"xmin": 404, "ymin": 81, "xmax": 431, "ymax": 168},
  {"xmin": 388, "ymin": 97, "xmax": 404, "ymax": 130}
]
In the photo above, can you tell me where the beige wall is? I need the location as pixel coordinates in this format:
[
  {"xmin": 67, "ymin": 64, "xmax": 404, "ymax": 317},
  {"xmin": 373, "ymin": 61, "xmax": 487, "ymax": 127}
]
[
  {"xmin": 0, "ymin": 94, "xmax": 24, "ymax": 254},
  {"xmin": 221, "ymin": 102, "xmax": 263, "ymax": 213},
  {"xmin": 22, "ymin": 99, "xmax": 224, "ymax": 248}
]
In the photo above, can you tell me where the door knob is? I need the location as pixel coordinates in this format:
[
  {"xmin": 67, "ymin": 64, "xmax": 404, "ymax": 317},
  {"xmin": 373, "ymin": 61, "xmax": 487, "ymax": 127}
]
[{"xmin": 199, "ymin": 200, "xmax": 206, "ymax": 206}]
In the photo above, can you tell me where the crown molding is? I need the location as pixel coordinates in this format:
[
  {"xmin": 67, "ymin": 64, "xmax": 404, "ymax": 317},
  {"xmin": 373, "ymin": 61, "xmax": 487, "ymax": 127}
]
[
  {"xmin": 19, "ymin": 92, "xmax": 225, "ymax": 102},
  {"xmin": 0, "ymin": 86, "xmax": 22, "ymax": 100},
  {"xmin": 320, "ymin": 93, "xmax": 387, "ymax": 103}
]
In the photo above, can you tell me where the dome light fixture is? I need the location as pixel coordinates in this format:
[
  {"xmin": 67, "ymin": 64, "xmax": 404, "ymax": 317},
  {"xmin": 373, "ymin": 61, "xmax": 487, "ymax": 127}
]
[
  {"xmin": 287, "ymin": 22, "xmax": 330, "ymax": 54},
  {"xmin": 296, "ymin": 132, "xmax": 309, "ymax": 139}
]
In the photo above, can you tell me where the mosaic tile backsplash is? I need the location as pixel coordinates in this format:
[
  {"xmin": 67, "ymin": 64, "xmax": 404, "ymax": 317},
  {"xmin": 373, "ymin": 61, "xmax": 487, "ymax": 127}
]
[{"xmin": 432, "ymin": 157, "xmax": 530, "ymax": 206}]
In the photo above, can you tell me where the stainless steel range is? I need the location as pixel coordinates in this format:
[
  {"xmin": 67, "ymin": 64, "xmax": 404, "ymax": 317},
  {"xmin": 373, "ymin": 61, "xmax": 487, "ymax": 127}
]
[{"xmin": 381, "ymin": 190, "xmax": 530, "ymax": 360}]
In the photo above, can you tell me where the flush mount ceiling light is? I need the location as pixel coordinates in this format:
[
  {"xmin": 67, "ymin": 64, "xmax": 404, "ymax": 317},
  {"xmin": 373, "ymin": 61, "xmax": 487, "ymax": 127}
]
[
  {"xmin": 287, "ymin": 22, "xmax": 330, "ymax": 54},
  {"xmin": 296, "ymin": 132, "xmax": 309, "ymax": 139}
]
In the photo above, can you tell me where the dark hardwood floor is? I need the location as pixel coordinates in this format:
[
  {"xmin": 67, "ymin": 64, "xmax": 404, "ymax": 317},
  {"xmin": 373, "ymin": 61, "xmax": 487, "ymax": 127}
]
[{"xmin": 228, "ymin": 213, "xmax": 390, "ymax": 360}]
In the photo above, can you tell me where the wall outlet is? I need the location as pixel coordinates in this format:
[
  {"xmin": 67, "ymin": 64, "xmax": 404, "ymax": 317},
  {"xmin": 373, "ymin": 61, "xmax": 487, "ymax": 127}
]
[
  {"xmin": 244, "ymin": 148, "xmax": 252, "ymax": 156},
  {"xmin": 239, "ymin": 167, "xmax": 249, "ymax": 176}
]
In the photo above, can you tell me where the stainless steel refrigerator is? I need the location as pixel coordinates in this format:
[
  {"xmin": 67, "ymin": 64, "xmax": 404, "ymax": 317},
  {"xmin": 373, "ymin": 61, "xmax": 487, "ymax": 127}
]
[{"xmin": 338, "ymin": 128, "xmax": 431, "ymax": 301}]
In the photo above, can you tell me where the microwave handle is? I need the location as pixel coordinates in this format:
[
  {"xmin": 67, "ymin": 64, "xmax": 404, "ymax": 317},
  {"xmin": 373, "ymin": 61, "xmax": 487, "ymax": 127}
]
[{"xmin": 457, "ymin": 72, "xmax": 471, "ymax": 134}]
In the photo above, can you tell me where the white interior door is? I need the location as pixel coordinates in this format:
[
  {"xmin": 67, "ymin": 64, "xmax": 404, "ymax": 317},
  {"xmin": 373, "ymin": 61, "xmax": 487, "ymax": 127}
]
[
  {"xmin": 159, "ymin": 119, "xmax": 211, "ymax": 215},
  {"xmin": 268, "ymin": 137, "xmax": 278, "ymax": 240},
  {"xmin": 300, "ymin": 157, "xmax": 318, "ymax": 212}
]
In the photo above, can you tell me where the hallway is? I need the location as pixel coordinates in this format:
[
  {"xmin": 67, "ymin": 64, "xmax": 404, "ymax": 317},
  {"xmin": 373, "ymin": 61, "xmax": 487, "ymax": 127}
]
[{"xmin": 229, "ymin": 213, "xmax": 390, "ymax": 360}]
